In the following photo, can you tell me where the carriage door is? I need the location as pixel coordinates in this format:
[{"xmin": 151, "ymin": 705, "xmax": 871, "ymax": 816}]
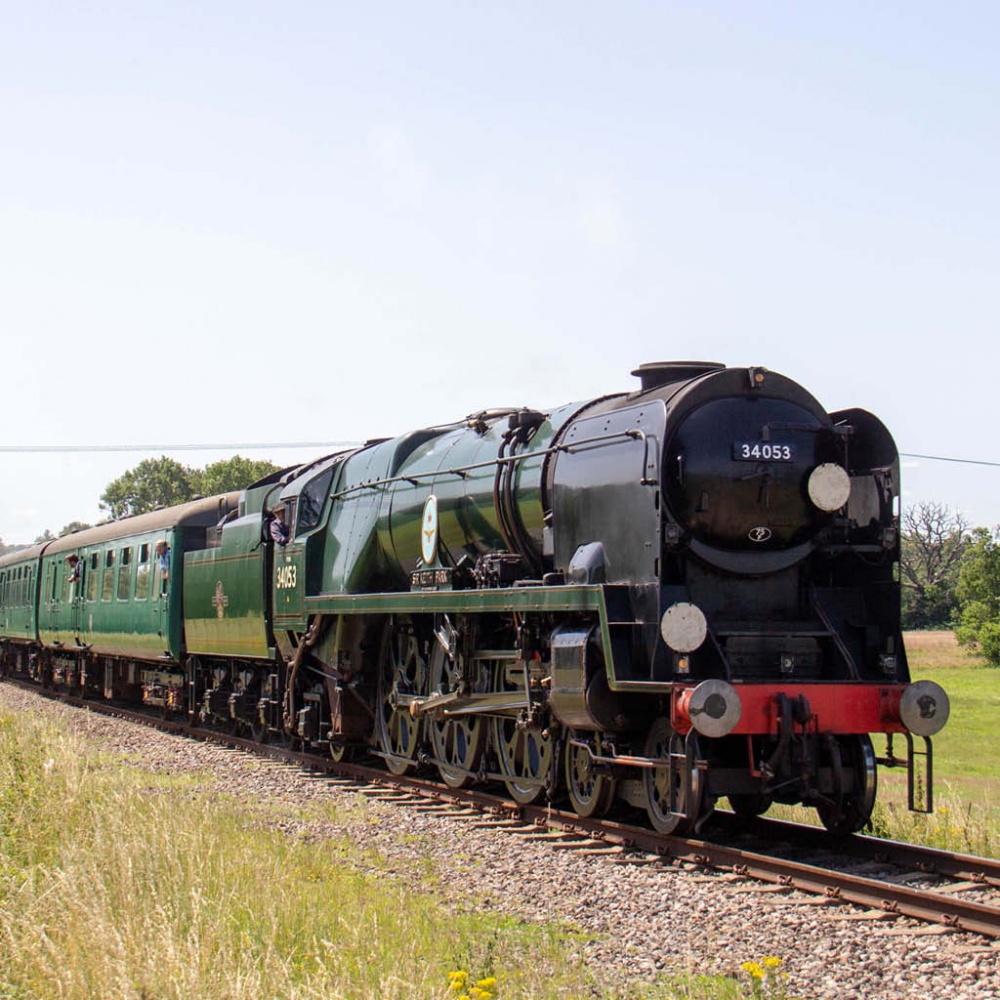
[{"xmin": 70, "ymin": 557, "xmax": 85, "ymax": 636}]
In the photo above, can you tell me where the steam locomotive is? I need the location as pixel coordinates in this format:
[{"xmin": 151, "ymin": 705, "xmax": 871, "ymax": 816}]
[{"xmin": 0, "ymin": 361, "xmax": 948, "ymax": 834}]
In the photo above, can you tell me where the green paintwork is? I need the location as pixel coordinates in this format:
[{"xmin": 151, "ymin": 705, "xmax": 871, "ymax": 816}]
[
  {"xmin": 38, "ymin": 527, "xmax": 176, "ymax": 659},
  {"xmin": 280, "ymin": 403, "xmax": 584, "ymax": 607},
  {"xmin": 301, "ymin": 582, "xmax": 666, "ymax": 693},
  {"xmin": 184, "ymin": 510, "xmax": 271, "ymax": 660},
  {"xmin": 0, "ymin": 544, "xmax": 44, "ymax": 645}
]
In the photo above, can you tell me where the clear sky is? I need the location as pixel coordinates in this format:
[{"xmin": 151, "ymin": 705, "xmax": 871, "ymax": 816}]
[{"xmin": 2, "ymin": 2, "xmax": 998, "ymax": 544}]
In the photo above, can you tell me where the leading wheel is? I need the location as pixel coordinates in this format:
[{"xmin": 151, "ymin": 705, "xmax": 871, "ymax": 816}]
[
  {"xmin": 816, "ymin": 734, "xmax": 877, "ymax": 834},
  {"xmin": 427, "ymin": 646, "xmax": 486, "ymax": 788},
  {"xmin": 492, "ymin": 661, "xmax": 554, "ymax": 804},
  {"xmin": 375, "ymin": 619, "xmax": 427, "ymax": 775},
  {"xmin": 564, "ymin": 732, "xmax": 616, "ymax": 819},
  {"xmin": 642, "ymin": 717, "xmax": 704, "ymax": 835}
]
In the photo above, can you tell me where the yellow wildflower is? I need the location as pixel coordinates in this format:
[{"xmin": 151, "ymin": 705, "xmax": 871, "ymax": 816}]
[
  {"xmin": 476, "ymin": 978, "xmax": 498, "ymax": 990},
  {"xmin": 741, "ymin": 961, "xmax": 764, "ymax": 980},
  {"xmin": 762, "ymin": 955, "xmax": 782, "ymax": 968}
]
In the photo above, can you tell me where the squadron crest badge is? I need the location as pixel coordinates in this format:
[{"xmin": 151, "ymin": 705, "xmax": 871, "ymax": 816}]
[{"xmin": 421, "ymin": 495, "xmax": 439, "ymax": 565}]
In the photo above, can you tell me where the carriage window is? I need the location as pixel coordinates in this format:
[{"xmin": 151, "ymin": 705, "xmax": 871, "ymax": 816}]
[
  {"xmin": 117, "ymin": 547, "xmax": 132, "ymax": 600},
  {"xmin": 135, "ymin": 543, "xmax": 151, "ymax": 601},
  {"xmin": 87, "ymin": 554, "xmax": 99, "ymax": 602},
  {"xmin": 297, "ymin": 468, "xmax": 334, "ymax": 534},
  {"xmin": 101, "ymin": 551, "xmax": 115, "ymax": 601}
]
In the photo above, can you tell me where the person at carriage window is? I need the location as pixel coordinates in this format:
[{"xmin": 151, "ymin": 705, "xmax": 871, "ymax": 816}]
[
  {"xmin": 66, "ymin": 554, "xmax": 82, "ymax": 598},
  {"xmin": 269, "ymin": 506, "xmax": 290, "ymax": 546},
  {"xmin": 155, "ymin": 540, "xmax": 171, "ymax": 594}
]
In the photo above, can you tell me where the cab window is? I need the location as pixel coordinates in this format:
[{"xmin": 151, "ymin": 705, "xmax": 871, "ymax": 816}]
[{"xmin": 297, "ymin": 468, "xmax": 334, "ymax": 534}]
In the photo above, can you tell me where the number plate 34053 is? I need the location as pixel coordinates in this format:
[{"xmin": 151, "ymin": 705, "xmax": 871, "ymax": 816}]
[{"xmin": 732, "ymin": 442, "xmax": 795, "ymax": 461}]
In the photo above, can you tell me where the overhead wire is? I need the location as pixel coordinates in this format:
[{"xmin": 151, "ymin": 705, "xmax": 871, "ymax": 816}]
[
  {"xmin": 0, "ymin": 442, "xmax": 360, "ymax": 454},
  {"xmin": 899, "ymin": 453, "xmax": 1000, "ymax": 469}
]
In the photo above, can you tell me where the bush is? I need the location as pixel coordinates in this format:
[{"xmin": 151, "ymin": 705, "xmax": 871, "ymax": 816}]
[{"xmin": 955, "ymin": 527, "xmax": 1000, "ymax": 666}]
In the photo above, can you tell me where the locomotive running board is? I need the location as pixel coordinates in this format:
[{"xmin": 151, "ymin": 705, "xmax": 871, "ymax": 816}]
[{"xmin": 304, "ymin": 584, "xmax": 675, "ymax": 694}]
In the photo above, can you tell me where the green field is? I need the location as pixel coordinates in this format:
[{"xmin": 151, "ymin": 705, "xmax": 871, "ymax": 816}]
[
  {"xmin": 906, "ymin": 630, "xmax": 1000, "ymax": 788},
  {"xmin": 882, "ymin": 631, "xmax": 1000, "ymax": 852}
]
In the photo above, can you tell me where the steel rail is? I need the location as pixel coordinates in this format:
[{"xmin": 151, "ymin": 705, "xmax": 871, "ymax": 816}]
[{"xmin": 713, "ymin": 812, "xmax": 1000, "ymax": 888}]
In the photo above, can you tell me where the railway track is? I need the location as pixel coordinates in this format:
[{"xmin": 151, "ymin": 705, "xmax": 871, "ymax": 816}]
[{"xmin": 10, "ymin": 678, "xmax": 1000, "ymax": 941}]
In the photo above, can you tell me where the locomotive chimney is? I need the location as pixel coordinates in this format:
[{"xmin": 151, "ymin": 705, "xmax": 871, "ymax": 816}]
[{"xmin": 631, "ymin": 361, "xmax": 725, "ymax": 392}]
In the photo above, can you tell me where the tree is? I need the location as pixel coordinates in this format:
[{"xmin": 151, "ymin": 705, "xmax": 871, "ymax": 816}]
[
  {"xmin": 100, "ymin": 456, "xmax": 198, "ymax": 519},
  {"xmin": 899, "ymin": 501, "xmax": 970, "ymax": 629},
  {"xmin": 955, "ymin": 526, "xmax": 1000, "ymax": 666},
  {"xmin": 99, "ymin": 454, "xmax": 280, "ymax": 520},
  {"xmin": 33, "ymin": 529, "xmax": 56, "ymax": 545},
  {"xmin": 195, "ymin": 455, "xmax": 281, "ymax": 496}
]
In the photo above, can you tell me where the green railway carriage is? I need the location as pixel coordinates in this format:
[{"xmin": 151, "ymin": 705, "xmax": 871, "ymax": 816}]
[
  {"xmin": 31, "ymin": 494, "xmax": 238, "ymax": 702},
  {"xmin": 0, "ymin": 544, "xmax": 45, "ymax": 674}
]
